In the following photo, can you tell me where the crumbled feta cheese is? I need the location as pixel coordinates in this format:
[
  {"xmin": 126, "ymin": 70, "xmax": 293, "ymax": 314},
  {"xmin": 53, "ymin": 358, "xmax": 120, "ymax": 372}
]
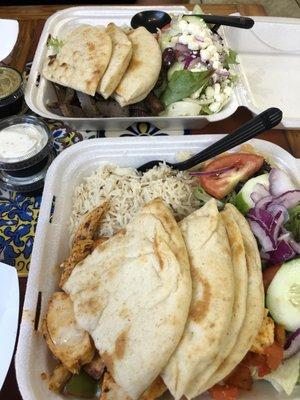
[
  {"xmin": 209, "ymin": 102, "xmax": 221, "ymax": 113},
  {"xmin": 214, "ymin": 83, "xmax": 220, "ymax": 95},
  {"xmin": 200, "ymin": 49, "xmax": 209, "ymax": 61},
  {"xmin": 205, "ymin": 86, "xmax": 214, "ymax": 98},
  {"xmin": 212, "ymin": 60, "xmax": 221, "ymax": 70},
  {"xmin": 224, "ymin": 86, "xmax": 232, "ymax": 96},
  {"xmin": 188, "ymin": 40, "xmax": 199, "ymax": 51}
]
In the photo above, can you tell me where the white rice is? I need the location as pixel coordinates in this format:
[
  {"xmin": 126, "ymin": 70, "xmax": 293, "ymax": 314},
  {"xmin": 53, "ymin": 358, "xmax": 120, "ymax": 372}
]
[{"xmin": 70, "ymin": 163, "xmax": 200, "ymax": 237}]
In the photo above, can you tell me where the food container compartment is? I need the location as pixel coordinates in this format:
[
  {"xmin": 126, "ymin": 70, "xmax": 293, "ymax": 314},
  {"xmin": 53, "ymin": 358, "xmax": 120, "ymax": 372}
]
[
  {"xmin": 15, "ymin": 135, "xmax": 300, "ymax": 400},
  {"xmin": 25, "ymin": 6, "xmax": 300, "ymax": 131}
]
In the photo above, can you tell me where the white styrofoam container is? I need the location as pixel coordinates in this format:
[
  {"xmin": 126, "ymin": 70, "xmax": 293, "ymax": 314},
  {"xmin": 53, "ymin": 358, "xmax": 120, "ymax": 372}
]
[
  {"xmin": 15, "ymin": 135, "xmax": 300, "ymax": 400},
  {"xmin": 25, "ymin": 6, "xmax": 300, "ymax": 131}
]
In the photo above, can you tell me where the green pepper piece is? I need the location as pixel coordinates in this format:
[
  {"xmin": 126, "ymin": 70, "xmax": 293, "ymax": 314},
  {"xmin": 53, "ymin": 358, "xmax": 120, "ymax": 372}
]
[{"xmin": 64, "ymin": 370, "xmax": 99, "ymax": 398}]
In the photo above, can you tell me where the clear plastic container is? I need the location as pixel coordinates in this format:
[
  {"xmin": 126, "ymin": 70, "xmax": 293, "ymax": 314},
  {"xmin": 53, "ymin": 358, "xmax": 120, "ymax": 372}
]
[
  {"xmin": 0, "ymin": 66, "xmax": 24, "ymax": 118},
  {"xmin": 0, "ymin": 115, "xmax": 54, "ymax": 192}
]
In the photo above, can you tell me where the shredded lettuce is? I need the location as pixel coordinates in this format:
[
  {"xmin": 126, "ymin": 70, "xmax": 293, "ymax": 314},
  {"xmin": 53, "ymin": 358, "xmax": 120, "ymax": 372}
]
[
  {"xmin": 193, "ymin": 186, "xmax": 234, "ymax": 209},
  {"xmin": 224, "ymin": 49, "xmax": 239, "ymax": 69},
  {"xmin": 285, "ymin": 204, "xmax": 300, "ymax": 242},
  {"xmin": 256, "ymin": 354, "xmax": 300, "ymax": 396},
  {"xmin": 160, "ymin": 70, "xmax": 212, "ymax": 107},
  {"xmin": 47, "ymin": 35, "xmax": 64, "ymax": 54},
  {"xmin": 201, "ymin": 105, "xmax": 213, "ymax": 115}
]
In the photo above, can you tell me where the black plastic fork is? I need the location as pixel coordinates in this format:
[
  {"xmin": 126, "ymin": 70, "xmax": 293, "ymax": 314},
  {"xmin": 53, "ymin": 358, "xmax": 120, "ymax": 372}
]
[{"xmin": 137, "ymin": 108, "xmax": 283, "ymax": 173}]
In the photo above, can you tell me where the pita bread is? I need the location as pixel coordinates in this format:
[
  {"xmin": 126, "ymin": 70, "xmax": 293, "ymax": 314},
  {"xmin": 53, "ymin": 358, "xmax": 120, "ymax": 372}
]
[
  {"xmin": 63, "ymin": 198, "xmax": 191, "ymax": 400},
  {"xmin": 161, "ymin": 199, "xmax": 235, "ymax": 400},
  {"xmin": 43, "ymin": 25, "xmax": 112, "ymax": 96},
  {"xmin": 114, "ymin": 27, "xmax": 162, "ymax": 106},
  {"xmin": 198, "ymin": 204, "xmax": 264, "ymax": 393},
  {"xmin": 98, "ymin": 23, "xmax": 132, "ymax": 99},
  {"xmin": 186, "ymin": 206, "xmax": 248, "ymax": 398}
]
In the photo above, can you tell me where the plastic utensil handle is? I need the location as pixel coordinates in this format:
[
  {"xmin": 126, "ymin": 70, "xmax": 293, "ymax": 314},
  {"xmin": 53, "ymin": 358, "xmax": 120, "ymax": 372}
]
[
  {"xmin": 175, "ymin": 108, "xmax": 282, "ymax": 170},
  {"xmin": 192, "ymin": 14, "xmax": 254, "ymax": 29}
]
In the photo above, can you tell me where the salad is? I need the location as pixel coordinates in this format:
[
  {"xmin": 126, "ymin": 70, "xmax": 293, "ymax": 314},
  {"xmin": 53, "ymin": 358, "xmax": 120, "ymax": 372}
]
[
  {"xmin": 191, "ymin": 149, "xmax": 300, "ymax": 398},
  {"xmin": 157, "ymin": 6, "xmax": 238, "ymax": 116}
]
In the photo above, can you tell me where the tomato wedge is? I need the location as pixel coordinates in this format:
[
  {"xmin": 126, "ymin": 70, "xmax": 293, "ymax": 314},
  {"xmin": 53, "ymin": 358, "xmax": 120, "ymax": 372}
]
[
  {"xmin": 199, "ymin": 153, "xmax": 264, "ymax": 199},
  {"xmin": 209, "ymin": 385, "xmax": 239, "ymax": 400},
  {"xmin": 263, "ymin": 264, "xmax": 282, "ymax": 291},
  {"xmin": 264, "ymin": 342, "xmax": 284, "ymax": 371}
]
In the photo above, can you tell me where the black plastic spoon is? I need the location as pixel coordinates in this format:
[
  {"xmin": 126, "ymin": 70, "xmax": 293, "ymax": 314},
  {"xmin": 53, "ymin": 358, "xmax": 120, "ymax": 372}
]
[
  {"xmin": 131, "ymin": 10, "xmax": 254, "ymax": 33},
  {"xmin": 137, "ymin": 108, "xmax": 282, "ymax": 173}
]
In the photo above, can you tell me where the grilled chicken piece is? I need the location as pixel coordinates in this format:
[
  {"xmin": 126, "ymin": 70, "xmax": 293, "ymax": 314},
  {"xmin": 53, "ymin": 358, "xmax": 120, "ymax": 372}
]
[
  {"xmin": 60, "ymin": 202, "xmax": 108, "ymax": 287},
  {"xmin": 84, "ymin": 353, "xmax": 106, "ymax": 380},
  {"xmin": 99, "ymin": 373, "xmax": 166, "ymax": 400},
  {"xmin": 48, "ymin": 364, "xmax": 72, "ymax": 393},
  {"xmin": 42, "ymin": 292, "xmax": 95, "ymax": 373},
  {"xmin": 251, "ymin": 309, "xmax": 275, "ymax": 354}
]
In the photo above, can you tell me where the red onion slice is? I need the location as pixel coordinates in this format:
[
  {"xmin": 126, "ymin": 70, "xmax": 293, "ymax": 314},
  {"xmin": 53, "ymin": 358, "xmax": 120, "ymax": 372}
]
[
  {"xmin": 189, "ymin": 57, "xmax": 202, "ymax": 69},
  {"xmin": 189, "ymin": 166, "xmax": 234, "ymax": 177},
  {"xmin": 175, "ymin": 42, "xmax": 189, "ymax": 54},
  {"xmin": 268, "ymin": 240, "xmax": 296, "ymax": 265},
  {"xmin": 271, "ymin": 190, "xmax": 300, "ymax": 209},
  {"xmin": 266, "ymin": 203, "xmax": 289, "ymax": 223},
  {"xmin": 248, "ymin": 217, "xmax": 276, "ymax": 251},
  {"xmin": 284, "ymin": 329, "xmax": 300, "ymax": 359},
  {"xmin": 270, "ymin": 168, "xmax": 296, "ymax": 196},
  {"xmin": 251, "ymin": 183, "xmax": 270, "ymax": 204}
]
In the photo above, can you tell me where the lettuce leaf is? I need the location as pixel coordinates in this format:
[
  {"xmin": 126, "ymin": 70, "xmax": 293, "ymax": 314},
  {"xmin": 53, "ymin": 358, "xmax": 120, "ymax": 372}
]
[
  {"xmin": 224, "ymin": 49, "xmax": 239, "ymax": 69},
  {"xmin": 47, "ymin": 35, "xmax": 64, "ymax": 54},
  {"xmin": 285, "ymin": 204, "xmax": 300, "ymax": 242},
  {"xmin": 160, "ymin": 70, "xmax": 212, "ymax": 107},
  {"xmin": 256, "ymin": 354, "xmax": 300, "ymax": 396}
]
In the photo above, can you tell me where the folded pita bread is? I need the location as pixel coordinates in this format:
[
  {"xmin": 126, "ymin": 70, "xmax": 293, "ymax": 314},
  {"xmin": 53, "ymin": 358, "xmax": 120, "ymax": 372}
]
[
  {"xmin": 161, "ymin": 199, "xmax": 235, "ymax": 400},
  {"xmin": 63, "ymin": 198, "xmax": 191, "ymax": 400},
  {"xmin": 43, "ymin": 25, "xmax": 112, "ymax": 96},
  {"xmin": 98, "ymin": 23, "xmax": 132, "ymax": 99},
  {"xmin": 196, "ymin": 204, "xmax": 264, "ymax": 394},
  {"xmin": 185, "ymin": 206, "xmax": 248, "ymax": 398},
  {"xmin": 114, "ymin": 27, "xmax": 162, "ymax": 106}
]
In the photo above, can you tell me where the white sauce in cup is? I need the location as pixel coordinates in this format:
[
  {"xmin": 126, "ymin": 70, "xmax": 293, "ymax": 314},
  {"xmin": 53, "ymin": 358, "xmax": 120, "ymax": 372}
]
[{"xmin": 0, "ymin": 123, "xmax": 48, "ymax": 163}]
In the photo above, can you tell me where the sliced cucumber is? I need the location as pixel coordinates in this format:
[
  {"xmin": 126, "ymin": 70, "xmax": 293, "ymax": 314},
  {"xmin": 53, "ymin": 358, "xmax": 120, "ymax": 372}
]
[
  {"xmin": 235, "ymin": 174, "xmax": 269, "ymax": 215},
  {"xmin": 167, "ymin": 61, "xmax": 184, "ymax": 81},
  {"xmin": 266, "ymin": 258, "xmax": 300, "ymax": 331}
]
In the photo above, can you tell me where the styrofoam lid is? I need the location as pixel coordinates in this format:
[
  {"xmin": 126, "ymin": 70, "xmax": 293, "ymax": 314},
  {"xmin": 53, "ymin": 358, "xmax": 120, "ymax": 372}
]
[
  {"xmin": 0, "ymin": 19, "xmax": 19, "ymax": 62},
  {"xmin": 224, "ymin": 17, "xmax": 300, "ymax": 129}
]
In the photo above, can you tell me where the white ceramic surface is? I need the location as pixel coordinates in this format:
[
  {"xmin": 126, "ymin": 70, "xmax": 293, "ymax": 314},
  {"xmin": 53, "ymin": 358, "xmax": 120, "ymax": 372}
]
[{"xmin": 0, "ymin": 19, "xmax": 19, "ymax": 62}]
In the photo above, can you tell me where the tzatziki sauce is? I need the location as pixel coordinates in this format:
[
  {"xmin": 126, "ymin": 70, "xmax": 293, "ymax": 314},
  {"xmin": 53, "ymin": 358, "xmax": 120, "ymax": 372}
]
[{"xmin": 0, "ymin": 123, "xmax": 48, "ymax": 162}]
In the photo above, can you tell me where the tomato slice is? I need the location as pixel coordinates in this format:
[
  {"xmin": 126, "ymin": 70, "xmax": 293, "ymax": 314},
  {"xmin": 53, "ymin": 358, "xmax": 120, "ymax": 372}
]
[
  {"xmin": 209, "ymin": 385, "xmax": 239, "ymax": 400},
  {"xmin": 264, "ymin": 342, "xmax": 284, "ymax": 371},
  {"xmin": 263, "ymin": 264, "xmax": 282, "ymax": 291},
  {"xmin": 199, "ymin": 153, "xmax": 264, "ymax": 199}
]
